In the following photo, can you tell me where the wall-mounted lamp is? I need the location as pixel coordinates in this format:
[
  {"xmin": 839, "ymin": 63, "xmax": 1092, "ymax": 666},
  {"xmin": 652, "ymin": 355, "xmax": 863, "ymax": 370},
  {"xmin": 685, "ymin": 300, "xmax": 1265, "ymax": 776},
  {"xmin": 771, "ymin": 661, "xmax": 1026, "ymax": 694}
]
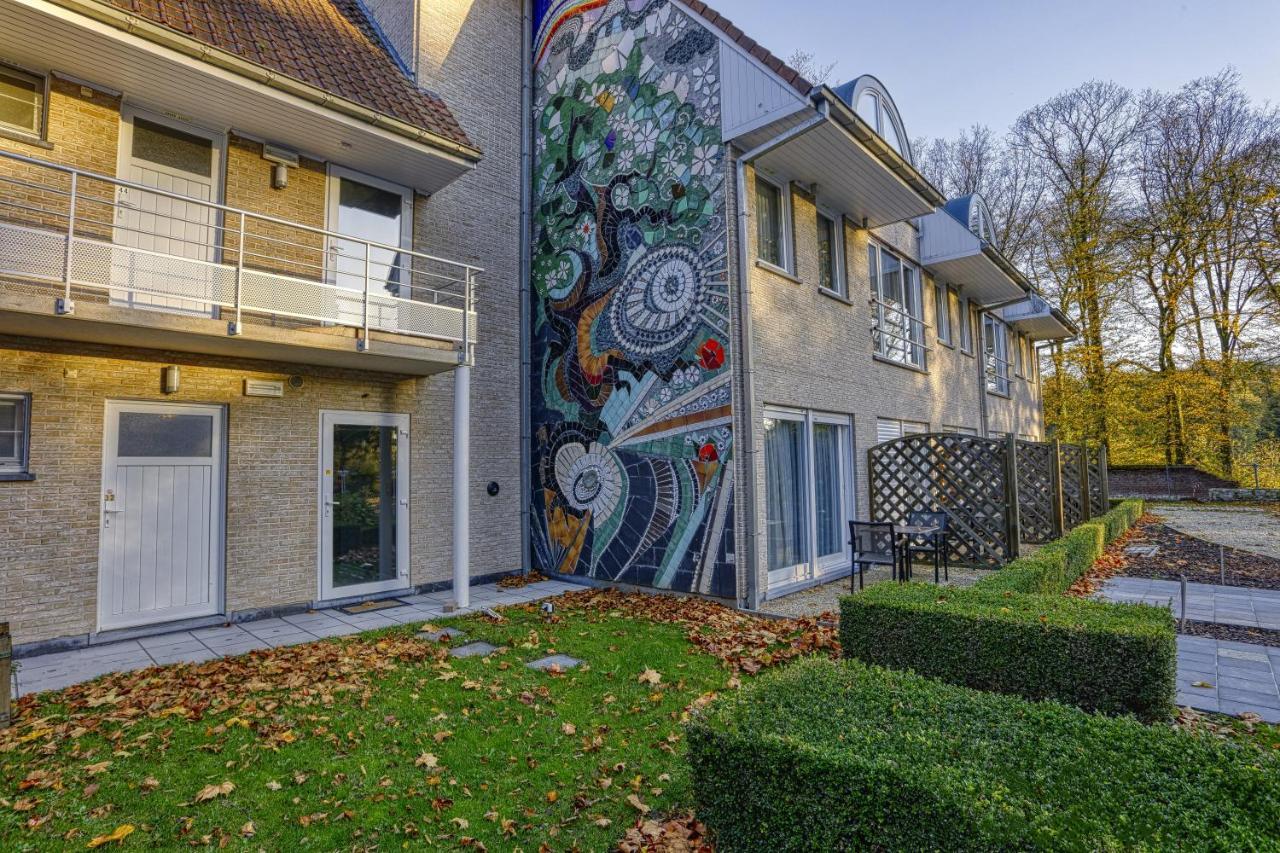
[
  {"xmin": 262, "ymin": 143, "xmax": 299, "ymax": 190},
  {"xmin": 161, "ymin": 365, "xmax": 181, "ymax": 395}
]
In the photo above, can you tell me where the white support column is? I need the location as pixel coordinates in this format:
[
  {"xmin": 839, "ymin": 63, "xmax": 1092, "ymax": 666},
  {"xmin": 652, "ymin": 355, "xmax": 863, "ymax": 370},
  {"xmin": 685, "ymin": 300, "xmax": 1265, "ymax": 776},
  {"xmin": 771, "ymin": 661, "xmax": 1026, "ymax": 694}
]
[{"xmin": 452, "ymin": 364, "xmax": 471, "ymax": 609}]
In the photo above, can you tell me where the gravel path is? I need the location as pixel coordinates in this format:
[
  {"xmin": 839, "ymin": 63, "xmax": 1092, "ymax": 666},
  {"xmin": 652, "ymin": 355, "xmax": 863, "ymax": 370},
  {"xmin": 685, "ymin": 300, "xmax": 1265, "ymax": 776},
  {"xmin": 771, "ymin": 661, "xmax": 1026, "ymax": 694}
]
[
  {"xmin": 762, "ymin": 564, "xmax": 987, "ymax": 619},
  {"xmin": 1153, "ymin": 503, "xmax": 1280, "ymax": 561}
]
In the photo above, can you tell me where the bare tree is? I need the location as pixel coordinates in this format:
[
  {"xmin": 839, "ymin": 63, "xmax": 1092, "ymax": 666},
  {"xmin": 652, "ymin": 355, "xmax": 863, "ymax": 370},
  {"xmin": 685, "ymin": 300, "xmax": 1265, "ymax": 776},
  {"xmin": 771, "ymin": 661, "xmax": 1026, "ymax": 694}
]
[
  {"xmin": 1180, "ymin": 71, "xmax": 1280, "ymax": 474},
  {"xmin": 1013, "ymin": 80, "xmax": 1143, "ymax": 448},
  {"xmin": 785, "ymin": 50, "xmax": 836, "ymax": 87},
  {"xmin": 917, "ymin": 126, "xmax": 1047, "ymax": 267}
]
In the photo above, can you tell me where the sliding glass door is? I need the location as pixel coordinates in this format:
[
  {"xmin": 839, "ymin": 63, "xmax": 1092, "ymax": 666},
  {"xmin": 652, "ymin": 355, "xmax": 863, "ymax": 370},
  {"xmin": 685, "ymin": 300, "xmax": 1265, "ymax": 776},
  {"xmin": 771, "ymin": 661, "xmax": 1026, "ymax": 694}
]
[{"xmin": 764, "ymin": 409, "xmax": 855, "ymax": 595}]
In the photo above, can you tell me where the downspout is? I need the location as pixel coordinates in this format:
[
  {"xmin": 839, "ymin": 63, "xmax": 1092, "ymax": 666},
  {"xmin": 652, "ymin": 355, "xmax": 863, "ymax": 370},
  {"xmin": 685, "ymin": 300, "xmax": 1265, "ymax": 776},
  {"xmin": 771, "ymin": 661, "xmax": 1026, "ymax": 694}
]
[
  {"xmin": 977, "ymin": 309, "xmax": 990, "ymax": 437},
  {"xmin": 519, "ymin": 0, "xmax": 534, "ymax": 574},
  {"xmin": 733, "ymin": 104, "xmax": 829, "ymax": 611}
]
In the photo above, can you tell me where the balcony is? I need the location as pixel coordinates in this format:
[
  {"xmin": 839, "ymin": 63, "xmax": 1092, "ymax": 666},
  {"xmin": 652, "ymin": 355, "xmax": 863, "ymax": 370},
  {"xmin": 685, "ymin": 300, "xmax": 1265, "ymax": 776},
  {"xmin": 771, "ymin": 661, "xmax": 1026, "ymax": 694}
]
[
  {"xmin": 0, "ymin": 150, "xmax": 478, "ymax": 375},
  {"xmin": 1000, "ymin": 293, "xmax": 1076, "ymax": 342}
]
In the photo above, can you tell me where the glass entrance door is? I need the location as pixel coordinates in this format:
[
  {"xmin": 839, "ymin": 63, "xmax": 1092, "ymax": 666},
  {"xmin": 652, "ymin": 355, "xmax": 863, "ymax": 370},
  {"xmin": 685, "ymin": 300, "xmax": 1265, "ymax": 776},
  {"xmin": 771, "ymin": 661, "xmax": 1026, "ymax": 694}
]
[{"xmin": 319, "ymin": 411, "xmax": 409, "ymax": 599}]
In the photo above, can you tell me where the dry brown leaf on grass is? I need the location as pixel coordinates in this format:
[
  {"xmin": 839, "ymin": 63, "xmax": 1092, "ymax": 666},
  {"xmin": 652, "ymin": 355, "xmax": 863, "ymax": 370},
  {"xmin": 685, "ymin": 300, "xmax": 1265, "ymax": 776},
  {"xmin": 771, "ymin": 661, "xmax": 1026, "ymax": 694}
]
[
  {"xmin": 415, "ymin": 752, "xmax": 439, "ymax": 768},
  {"xmin": 637, "ymin": 668, "xmax": 662, "ymax": 686},
  {"xmin": 617, "ymin": 812, "xmax": 713, "ymax": 852},
  {"xmin": 626, "ymin": 793, "xmax": 651, "ymax": 814},
  {"xmin": 192, "ymin": 780, "xmax": 235, "ymax": 803},
  {"xmin": 86, "ymin": 824, "xmax": 134, "ymax": 848},
  {"xmin": 561, "ymin": 722, "xmax": 577, "ymax": 736}
]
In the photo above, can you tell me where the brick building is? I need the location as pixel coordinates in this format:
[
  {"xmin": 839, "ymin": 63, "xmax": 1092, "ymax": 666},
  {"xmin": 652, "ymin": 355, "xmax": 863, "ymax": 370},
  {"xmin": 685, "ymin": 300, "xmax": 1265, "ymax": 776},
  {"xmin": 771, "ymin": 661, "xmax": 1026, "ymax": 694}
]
[{"xmin": 0, "ymin": 0, "xmax": 1071, "ymax": 653}]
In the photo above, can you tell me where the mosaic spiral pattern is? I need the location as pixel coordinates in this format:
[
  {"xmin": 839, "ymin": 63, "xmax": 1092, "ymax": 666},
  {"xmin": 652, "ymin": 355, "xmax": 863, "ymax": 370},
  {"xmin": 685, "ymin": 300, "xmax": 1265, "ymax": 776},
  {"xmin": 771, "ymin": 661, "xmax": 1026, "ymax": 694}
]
[{"xmin": 529, "ymin": 0, "xmax": 735, "ymax": 597}]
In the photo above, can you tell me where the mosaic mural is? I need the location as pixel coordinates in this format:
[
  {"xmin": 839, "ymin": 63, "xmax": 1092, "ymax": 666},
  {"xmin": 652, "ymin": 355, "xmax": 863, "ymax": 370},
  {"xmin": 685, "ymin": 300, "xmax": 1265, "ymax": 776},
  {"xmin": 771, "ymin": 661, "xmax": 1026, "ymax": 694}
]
[{"xmin": 530, "ymin": 0, "xmax": 736, "ymax": 597}]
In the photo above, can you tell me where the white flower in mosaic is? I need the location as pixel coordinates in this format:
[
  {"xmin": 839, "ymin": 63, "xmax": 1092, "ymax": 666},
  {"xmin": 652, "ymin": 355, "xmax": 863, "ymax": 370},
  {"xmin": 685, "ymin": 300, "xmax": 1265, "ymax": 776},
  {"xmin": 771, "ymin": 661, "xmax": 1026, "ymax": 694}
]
[
  {"xmin": 554, "ymin": 442, "xmax": 624, "ymax": 525},
  {"xmin": 612, "ymin": 183, "xmax": 632, "ymax": 209},
  {"xmin": 615, "ymin": 147, "xmax": 637, "ymax": 172},
  {"xmin": 691, "ymin": 144, "xmax": 720, "ymax": 177},
  {"xmin": 658, "ymin": 72, "xmax": 690, "ymax": 103},
  {"xmin": 690, "ymin": 59, "xmax": 718, "ymax": 101},
  {"xmin": 633, "ymin": 121, "xmax": 661, "ymax": 155}
]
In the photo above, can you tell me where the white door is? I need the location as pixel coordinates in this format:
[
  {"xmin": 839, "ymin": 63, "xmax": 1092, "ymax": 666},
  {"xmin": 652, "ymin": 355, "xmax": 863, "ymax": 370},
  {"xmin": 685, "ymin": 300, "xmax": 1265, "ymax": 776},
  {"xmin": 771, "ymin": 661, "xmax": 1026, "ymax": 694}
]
[
  {"xmin": 98, "ymin": 401, "xmax": 224, "ymax": 630},
  {"xmin": 112, "ymin": 108, "xmax": 224, "ymax": 315},
  {"xmin": 319, "ymin": 411, "xmax": 410, "ymax": 600},
  {"xmin": 326, "ymin": 166, "xmax": 412, "ymax": 329}
]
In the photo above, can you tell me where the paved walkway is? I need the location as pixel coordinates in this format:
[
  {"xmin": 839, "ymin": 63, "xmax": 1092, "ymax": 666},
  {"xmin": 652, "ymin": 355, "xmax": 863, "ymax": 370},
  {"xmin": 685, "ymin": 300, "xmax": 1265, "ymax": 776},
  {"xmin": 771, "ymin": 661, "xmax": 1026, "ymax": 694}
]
[
  {"xmin": 1099, "ymin": 577, "xmax": 1280, "ymax": 630},
  {"xmin": 1176, "ymin": 635, "xmax": 1280, "ymax": 723},
  {"xmin": 14, "ymin": 579, "xmax": 579, "ymax": 698},
  {"xmin": 1154, "ymin": 503, "xmax": 1280, "ymax": 561}
]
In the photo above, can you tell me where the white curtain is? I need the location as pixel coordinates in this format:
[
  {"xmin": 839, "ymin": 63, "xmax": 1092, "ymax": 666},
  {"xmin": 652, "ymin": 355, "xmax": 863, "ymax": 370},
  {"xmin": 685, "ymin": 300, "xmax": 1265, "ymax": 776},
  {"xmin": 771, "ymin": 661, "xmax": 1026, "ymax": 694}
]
[
  {"xmin": 813, "ymin": 423, "xmax": 844, "ymax": 559},
  {"xmin": 764, "ymin": 418, "xmax": 807, "ymax": 572}
]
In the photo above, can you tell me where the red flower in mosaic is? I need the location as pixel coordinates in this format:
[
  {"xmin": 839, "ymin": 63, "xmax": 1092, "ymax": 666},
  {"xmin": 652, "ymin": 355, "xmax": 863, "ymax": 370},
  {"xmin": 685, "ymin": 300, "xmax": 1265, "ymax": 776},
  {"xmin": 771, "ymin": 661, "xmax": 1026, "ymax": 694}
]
[
  {"xmin": 698, "ymin": 442, "xmax": 719, "ymax": 463},
  {"xmin": 697, "ymin": 338, "xmax": 725, "ymax": 371}
]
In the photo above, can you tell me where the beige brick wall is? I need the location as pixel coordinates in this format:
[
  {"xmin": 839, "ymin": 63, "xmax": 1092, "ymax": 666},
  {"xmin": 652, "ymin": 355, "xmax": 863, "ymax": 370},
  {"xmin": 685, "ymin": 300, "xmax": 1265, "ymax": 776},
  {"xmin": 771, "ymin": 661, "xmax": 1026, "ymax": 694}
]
[
  {"xmin": 735, "ymin": 161, "xmax": 1043, "ymax": 602},
  {"xmin": 0, "ymin": 76, "xmax": 120, "ymax": 239},
  {"xmin": 220, "ymin": 135, "xmax": 327, "ymax": 281},
  {"xmin": 0, "ymin": 338, "xmax": 485, "ymax": 645},
  {"xmin": 0, "ymin": 0, "xmax": 529, "ymax": 646}
]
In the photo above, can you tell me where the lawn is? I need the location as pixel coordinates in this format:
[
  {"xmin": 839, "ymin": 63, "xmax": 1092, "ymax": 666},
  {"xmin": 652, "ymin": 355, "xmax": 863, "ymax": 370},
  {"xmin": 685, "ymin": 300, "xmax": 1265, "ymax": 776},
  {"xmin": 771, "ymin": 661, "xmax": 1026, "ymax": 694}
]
[{"xmin": 0, "ymin": 590, "xmax": 835, "ymax": 850}]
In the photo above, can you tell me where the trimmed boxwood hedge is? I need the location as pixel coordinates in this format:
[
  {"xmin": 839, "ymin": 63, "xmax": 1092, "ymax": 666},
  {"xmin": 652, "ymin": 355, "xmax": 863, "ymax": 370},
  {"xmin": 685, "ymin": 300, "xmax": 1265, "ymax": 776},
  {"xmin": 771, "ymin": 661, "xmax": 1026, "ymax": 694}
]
[
  {"xmin": 977, "ymin": 499, "xmax": 1144, "ymax": 595},
  {"xmin": 839, "ymin": 583, "xmax": 1176, "ymax": 720},
  {"xmin": 688, "ymin": 658, "xmax": 1280, "ymax": 852},
  {"xmin": 840, "ymin": 499, "xmax": 1172, "ymax": 718}
]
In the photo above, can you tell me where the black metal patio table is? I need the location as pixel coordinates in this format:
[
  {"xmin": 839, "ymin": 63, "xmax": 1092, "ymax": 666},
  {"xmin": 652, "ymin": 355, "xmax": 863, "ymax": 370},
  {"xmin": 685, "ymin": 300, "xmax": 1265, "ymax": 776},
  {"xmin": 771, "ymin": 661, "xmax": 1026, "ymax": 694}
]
[{"xmin": 894, "ymin": 524, "xmax": 940, "ymax": 581}]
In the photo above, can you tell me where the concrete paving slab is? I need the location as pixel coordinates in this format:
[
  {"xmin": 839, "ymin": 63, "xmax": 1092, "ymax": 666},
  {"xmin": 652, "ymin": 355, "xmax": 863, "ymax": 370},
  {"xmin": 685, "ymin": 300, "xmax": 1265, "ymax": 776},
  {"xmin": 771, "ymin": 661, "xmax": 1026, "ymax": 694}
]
[
  {"xmin": 449, "ymin": 641, "xmax": 498, "ymax": 659},
  {"xmin": 526, "ymin": 654, "xmax": 582, "ymax": 671}
]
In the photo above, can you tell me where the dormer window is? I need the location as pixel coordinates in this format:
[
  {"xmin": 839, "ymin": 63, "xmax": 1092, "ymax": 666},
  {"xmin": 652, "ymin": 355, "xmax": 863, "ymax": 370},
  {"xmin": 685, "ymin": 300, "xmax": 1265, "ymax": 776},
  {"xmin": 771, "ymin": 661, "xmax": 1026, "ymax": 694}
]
[{"xmin": 837, "ymin": 75, "xmax": 912, "ymax": 163}]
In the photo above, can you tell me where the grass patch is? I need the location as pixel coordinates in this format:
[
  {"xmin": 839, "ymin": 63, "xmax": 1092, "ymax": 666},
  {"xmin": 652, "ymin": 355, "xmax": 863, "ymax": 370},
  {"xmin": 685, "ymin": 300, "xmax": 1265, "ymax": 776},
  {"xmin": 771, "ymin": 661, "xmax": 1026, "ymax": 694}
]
[{"xmin": 0, "ymin": 603, "xmax": 736, "ymax": 849}]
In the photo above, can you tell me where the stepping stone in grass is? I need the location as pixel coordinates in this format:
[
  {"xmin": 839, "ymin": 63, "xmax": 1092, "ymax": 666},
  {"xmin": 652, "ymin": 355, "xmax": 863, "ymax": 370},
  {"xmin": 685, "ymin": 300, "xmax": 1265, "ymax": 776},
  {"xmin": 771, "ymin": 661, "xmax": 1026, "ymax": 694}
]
[
  {"xmin": 449, "ymin": 641, "xmax": 497, "ymax": 659},
  {"xmin": 418, "ymin": 626, "xmax": 465, "ymax": 643},
  {"xmin": 527, "ymin": 654, "xmax": 582, "ymax": 672}
]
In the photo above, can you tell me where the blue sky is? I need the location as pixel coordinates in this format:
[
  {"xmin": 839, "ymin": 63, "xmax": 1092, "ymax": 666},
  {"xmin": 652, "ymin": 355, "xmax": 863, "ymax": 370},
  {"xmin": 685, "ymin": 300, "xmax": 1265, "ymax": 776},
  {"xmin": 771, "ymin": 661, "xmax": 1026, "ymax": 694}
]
[{"xmin": 723, "ymin": 0, "xmax": 1280, "ymax": 141}]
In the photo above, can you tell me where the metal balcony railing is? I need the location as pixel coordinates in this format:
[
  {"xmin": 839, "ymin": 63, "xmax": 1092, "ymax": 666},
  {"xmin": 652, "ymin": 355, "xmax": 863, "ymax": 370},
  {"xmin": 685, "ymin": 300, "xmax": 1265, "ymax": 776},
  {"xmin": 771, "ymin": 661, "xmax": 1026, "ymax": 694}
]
[{"xmin": 0, "ymin": 150, "xmax": 479, "ymax": 361}]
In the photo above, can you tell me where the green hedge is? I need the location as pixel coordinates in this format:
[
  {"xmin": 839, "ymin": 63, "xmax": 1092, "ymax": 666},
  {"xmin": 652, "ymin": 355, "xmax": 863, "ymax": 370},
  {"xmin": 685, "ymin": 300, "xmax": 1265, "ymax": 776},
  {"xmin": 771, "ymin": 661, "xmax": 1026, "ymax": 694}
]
[
  {"xmin": 839, "ymin": 583, "xmax": 1176, "ymax": 720},
  {"xmin": 977, "ymin": 499, "xmax": 1143, "ymax": 596},
  {"xmin": 688, "ymin": 658, "xmax": 1280, "ymax": 852}
]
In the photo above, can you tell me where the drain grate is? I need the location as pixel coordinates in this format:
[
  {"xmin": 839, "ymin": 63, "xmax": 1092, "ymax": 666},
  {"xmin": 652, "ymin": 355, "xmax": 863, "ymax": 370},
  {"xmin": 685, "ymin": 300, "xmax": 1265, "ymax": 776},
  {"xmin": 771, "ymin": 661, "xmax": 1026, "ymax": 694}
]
[{"xmin": 340, "ymin": 599, "xmax": 407, "ymax": 615}]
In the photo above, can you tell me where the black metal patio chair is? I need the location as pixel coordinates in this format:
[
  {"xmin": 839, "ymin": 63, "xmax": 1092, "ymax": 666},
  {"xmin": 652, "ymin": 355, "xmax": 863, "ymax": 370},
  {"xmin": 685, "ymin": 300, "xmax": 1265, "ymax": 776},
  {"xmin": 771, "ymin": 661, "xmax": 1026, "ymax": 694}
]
[
  {"xmin": 906, "ymin": 510, "xmax": 950, "ymax": 583},
  {"xmin": 849, "ymin": 521, "xmax": 901, "ymax": 591}
]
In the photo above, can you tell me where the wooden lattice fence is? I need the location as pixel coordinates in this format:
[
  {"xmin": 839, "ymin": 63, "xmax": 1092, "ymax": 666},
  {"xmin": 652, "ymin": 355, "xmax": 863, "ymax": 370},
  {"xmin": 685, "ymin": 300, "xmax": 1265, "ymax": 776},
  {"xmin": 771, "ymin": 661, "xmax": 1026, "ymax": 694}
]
[
  {"xmin": 869, "ymin": 434, "xmax": 1111, "ymax": 568},
  {"xmin": 1087, "ymin": 445, "xmax": 1109, "ymax": 516},
  {"xmin": 868, "ymin": 433, "xmax": 1017, "ymax": 568},
  {"xmin": 1016, "ymin": 440, "xmax": 1060, "ymax": 544},
  {"xmin": 1059, "ymin": 443, "xmax": 1087, "ymax": 529}
]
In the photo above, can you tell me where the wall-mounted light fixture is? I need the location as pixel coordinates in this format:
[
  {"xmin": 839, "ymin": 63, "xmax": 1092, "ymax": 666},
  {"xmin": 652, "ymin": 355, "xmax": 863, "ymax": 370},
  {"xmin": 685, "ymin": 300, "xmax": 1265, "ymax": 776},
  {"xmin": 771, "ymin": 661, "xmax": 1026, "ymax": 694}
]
[
  {"xmin": 262, "ymin": 143, "xmax": 299, "ymax": 190},
  {"xmin": 161, "ymin": 365, "xmax": 180, "ymax": 395}
]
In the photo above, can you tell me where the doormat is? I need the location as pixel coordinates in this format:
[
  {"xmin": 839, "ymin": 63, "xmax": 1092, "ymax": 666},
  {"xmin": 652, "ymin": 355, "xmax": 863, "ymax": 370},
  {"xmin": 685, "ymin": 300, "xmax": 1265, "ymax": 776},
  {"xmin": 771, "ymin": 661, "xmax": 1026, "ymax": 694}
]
[{"xmin": 340, "ymin": 599, "xmax": 408, "ymax": 615}]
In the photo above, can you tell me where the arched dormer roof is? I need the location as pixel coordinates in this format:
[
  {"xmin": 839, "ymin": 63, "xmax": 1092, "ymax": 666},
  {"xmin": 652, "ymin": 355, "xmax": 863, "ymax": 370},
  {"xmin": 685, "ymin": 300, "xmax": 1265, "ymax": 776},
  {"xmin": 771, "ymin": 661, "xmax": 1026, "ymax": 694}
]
[
  {"xmin": 943, "ymin": 193, "xmax": 999, "ymax": 247},
  {"xmin": 832, "ymin": 74, "xmax": 912, "ymax": 164}
]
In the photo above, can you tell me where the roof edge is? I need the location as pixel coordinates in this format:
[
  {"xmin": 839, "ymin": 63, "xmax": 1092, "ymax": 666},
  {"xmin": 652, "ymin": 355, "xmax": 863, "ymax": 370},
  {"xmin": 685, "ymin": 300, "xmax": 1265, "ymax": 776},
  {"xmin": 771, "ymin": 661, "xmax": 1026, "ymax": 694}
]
[
  {"xmin": 57, "ymin": 0, "xmax": 482, "ymax": 164},
  {"xmin": 815, "ymin": 86, "xmax": 945, "ymax": 208}
]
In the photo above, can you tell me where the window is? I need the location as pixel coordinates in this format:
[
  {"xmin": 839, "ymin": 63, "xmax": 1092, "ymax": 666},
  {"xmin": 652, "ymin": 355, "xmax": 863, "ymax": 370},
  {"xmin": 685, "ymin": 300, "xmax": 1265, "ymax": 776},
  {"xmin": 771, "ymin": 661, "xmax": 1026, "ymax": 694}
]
[
  {"xmin": 942, "ymin": 424, "xmax": 979, "ymax": 436},
  {"xmin": 755, "ymin": 176, "xmax": 789, "ymax": 271},
  {"xmin": 984, "ymin": 314, "xmax": 1011, "ymax": 395},
  {"xmin": 0, "ymin": 64, "xmax": 44, "ymax": 138},
  {"xmin": 876, "ymin": 417, "xmax": 928, "ymax": 445},
  {"xmin": 0, "ymin": 393, "xmax": 31, "ymax": 478},
  {"xmin": 817, "ymin": 211, "xmax": 845, "ymax": 296},
  {"xmin": 328, "ymin": 166, "xmax": 413, "ymax": 297},
  {"xmin": 934, "ymin": 281, "xmax": 952, "ymax": 346},
  {"xmin": 850, "ymin": 78, "xmax": 912, "ymax": 162},
  {"xmin": 869, "ymin": 243, "xmax": 925, "ymax": 368},
  {"xmin": 764, "ymin": 409, "xmax": 854, "ymax": 593}
]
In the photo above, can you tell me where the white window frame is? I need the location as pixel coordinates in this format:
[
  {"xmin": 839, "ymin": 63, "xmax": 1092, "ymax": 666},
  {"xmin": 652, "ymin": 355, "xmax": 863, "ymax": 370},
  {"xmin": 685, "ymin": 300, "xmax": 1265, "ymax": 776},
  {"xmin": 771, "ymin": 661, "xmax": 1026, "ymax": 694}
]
[
  {"xmin": 763, "ymin": 407, "xmax": 855, "ymax": 596},
  {"xmin": 957, "ymin": 295, "xmax": 972, "ymax": 350},
  {"xmin": 326, "ymin": 164, "xmax": 414, "ymax": 293},
  {"xmin": 754, "ymin": 173, "xmax": 793, "ymax": 274},
  {"xmin": 816, "ymin": 207, "xmax": 846, "ymax": 297},
  {"xmin": 0, "ymin": 62, "xmax": 48, "ymax": 140},
  {"xmin": 0, "ymin": 392, "xmax": 32, "ymax": 478},
  {"xmin": 942, "ymin": 424, "xmax": 979, "ymax": 436},
  {"xmin": 984, "ymin": 313, "xmax": 1012, "ymax": 396},
  {"xmin": 868, "ymin": 241, "xmax": 927, "ymax": 369},
  {"xmin": 934, "ymin": 281, "xmax": 953, "ymax": 347}
]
